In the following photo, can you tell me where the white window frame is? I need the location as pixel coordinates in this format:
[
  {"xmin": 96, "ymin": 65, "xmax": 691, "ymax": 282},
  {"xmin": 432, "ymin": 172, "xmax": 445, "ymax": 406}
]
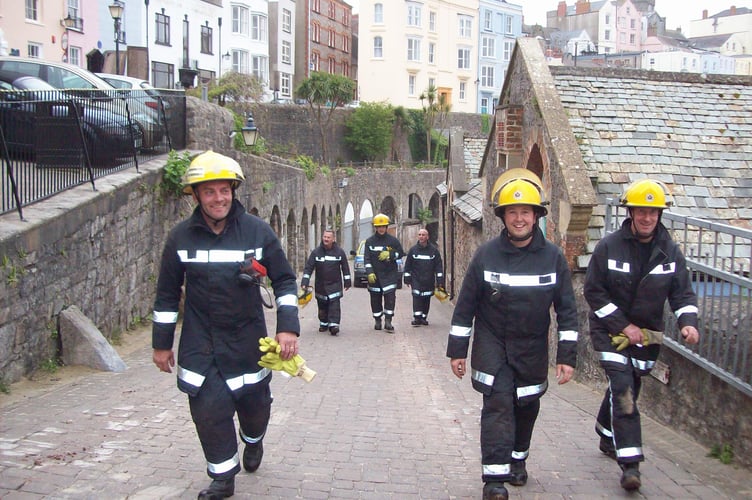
[
  {"xmin": 232, "ymin": 5, "xmax": 249, "ymax": 35},
  {"xmin": 429, "ymin": 11, "xmax": 437, "ymax": 31},
  {"xmin": 232, "ymin": 49, "xmax": 249, "ymax": 73},
  {"xmin": 252, "ymin": 55, "xmax": 268, "ymax": 83},
  {"xmin": 68, "ymin": 46, "xmax": 81, "ymax": 66},
  {"xmin": 458, "ymin": 15, "xmax": 472, "ymax": 38},
  {"xmin": 482, "ymin": 36, "xmax": 495, "ymax": 58},
  {"xmin": 407, "ymin": 3, "xmax": 421, "ymax": 27},
  {"xmin": 281, "ymin": 40, "xmax": 291, "ymax": 64},
  {"xmin": 505, "ymin": 16, "xmax": 513, "ymax": 34},
  {"xmin": 459, "ymin": 81, "xmax": 466, "ymax": 100},
  {"xmin": 251, "ymin": 14, "xmax": 267, "ymax": 42},
  {"xmin": 408, "ymin": 74, "xmax": 416, "ymax": 95},
  {"xmin": 428, "ymin": 42, "xmax": 435, "ymax": 64},
  {"xmin": 25, "ymin": 0, "xmax": 38, "ymax": 20},
  {"xmin": 374, "ymin": 36, "xmax": 383, "ymax": 58},
  {"xmin": 407, "ymin": 37, "xmax": 421, "ymax": 61},
  {"xmin": 282, "ymin": 9, "xmax": 292, "ymax": 33},
  {"xmin": 481, "ymin": 97, "xmax": 489, "ymax": 114},
  {"xmin": 481, "ymin": 65, "xmax": 494, "ymax": 87},
  {"xmin": 457, "ymin": 47, "xmax": 470, "ymax": 69},
  {"xmin": 484, "ymin": 10, "xmax": 492, "ymax": 31},
  {"xmin": 280, "ymin": 72, "xmax": 291, "ymax": 96},
  {"xmin": 374, "ymin": 3, "xmax": 383, "ymax": 23}
]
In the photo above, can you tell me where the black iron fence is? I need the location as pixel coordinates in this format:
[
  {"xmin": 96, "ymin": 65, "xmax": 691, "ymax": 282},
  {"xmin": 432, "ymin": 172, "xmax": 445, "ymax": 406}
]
[
  {"xmin": 605, "ymin": 199, "xmax": 752, "ymax": 397},
  {"xmin": 1, "ymin": 88, "xmax": 185, "ymax": 218}
]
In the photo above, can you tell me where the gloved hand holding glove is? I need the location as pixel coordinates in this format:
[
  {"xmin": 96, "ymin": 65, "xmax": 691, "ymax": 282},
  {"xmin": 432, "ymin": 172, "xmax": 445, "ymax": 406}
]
[
  {"xmin": 257, "ymin": 337, "xmax": 316, "ymax": 382},
  {"xmin": 367, "ymin": 273, "xmax": 377, "ymax": 285},
  {"xmin": 297, "ymin": 287, "xmax": 313, "ymax": 307}
]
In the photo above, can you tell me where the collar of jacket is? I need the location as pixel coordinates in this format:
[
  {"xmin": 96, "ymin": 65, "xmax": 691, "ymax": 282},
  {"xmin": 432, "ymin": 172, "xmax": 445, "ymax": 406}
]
[
  {"xmin": 498, "ymin": 226, "xmax": 546, "ymax": 253},
  {"xmin": 188, "ymin": 198, "xmax": 246, "ymax": 232}
]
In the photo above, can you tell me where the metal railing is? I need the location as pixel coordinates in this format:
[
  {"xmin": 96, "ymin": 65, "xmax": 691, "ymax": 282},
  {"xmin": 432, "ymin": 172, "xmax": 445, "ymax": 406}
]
[
  {"xmin": 605, "ymin": 199, "xmax": 752, "ymax": 397},
  {"xmin": 1, "ymin": 88, "xmax": 185, "ymax": 218}
]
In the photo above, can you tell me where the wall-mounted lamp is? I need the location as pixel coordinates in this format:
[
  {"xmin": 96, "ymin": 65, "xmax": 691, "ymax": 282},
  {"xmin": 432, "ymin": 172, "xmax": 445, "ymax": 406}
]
[
  {"xmin": 223, "ymin": 51, "xmax": 231, "ymax": 60},
  {"xmin": 108, "ymin": 0, "xmax": 125, "ymax": 75},
  {"xmin": 61, "ymin": 14, "xmax": 76, "ymax": 29},
  {"xmin": 230, "ymin": 113, "xmax": 260, "ymax": 147}
]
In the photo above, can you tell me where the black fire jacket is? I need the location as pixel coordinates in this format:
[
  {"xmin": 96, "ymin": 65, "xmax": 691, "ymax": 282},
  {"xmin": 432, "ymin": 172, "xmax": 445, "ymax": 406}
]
[
  {"xmin": 152, "ymin": 199, "xmax": 299, "ymax": 397},
  {"xmin": 403, "ymin": 241, "xmax": 444, "ymax": 294},
  {"xmin": 364, "ymin": 232, "xmax": 404, "ymax": 292},
  {"xmin": 301, "ymin": 241, "xmax": 352, "ymax": 300}
]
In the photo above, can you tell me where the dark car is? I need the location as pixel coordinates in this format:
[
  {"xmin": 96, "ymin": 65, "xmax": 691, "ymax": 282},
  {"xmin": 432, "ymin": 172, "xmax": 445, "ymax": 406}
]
[
  {"xmin": 0, "ymin": 72, "xmax": 142, "ymax": 166},
  {"xmin": 351, "ymin": 239, "xmax": 404, "ymax": 289}
]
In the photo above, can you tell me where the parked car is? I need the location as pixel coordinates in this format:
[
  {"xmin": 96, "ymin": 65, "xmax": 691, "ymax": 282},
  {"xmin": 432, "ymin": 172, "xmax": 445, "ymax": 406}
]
[
  {"xmin": 0, "ymin": 57, "xmax": 163, "ymax": 150},
  {"xmin": 96, "ymin": 73, "xmax": 171, "ymax": 118},
  {"xmin": 0, "ymin": 71, "xmax": 142, "ymax": 166},
  {"xmin": 351, "ymin": 239, "xmax": 404, "ymax": 289}
]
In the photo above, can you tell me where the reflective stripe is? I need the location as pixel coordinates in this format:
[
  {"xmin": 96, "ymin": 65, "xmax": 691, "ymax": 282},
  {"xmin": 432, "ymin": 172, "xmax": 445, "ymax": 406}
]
[
  {"xmin": 315, "ymin": 255, "xmax": 342, "ymax": 262},
  {"xmin": 403, "ymin": 272, "xmax": 412, "ymax": 278},
  {"xmin": 277, "ymin": 294, "xmax": 297, "ymax": 307},
  {"xmin": 177, "ymin": 247, "xmax": 263, "ymax": 263},
  {"xmin": 616, "ymin": 446, "xmax": 643, "ymax": 459},
  {"xmin": 153, "ymin": 310, "xmax": 178, "ymax": 324},
  {"xmin": 649, "ymin": 262, "xmax": 675, "ymax": 275},
  {"xmin": 177, "ymin": 365, "xmax": 206, "ymax": 388},
  {"xmin": 302, "ymin": 273, "xmax": 311, "ymax": 280},
  {"xmin": 631, "ymin": 358, "xmax": 655, "ymax": 371},
  {"xmin": 413, "ymin": 289, "xmax": 433, "ymax": 297},
  {"xmin": 413, "ymin": 254, "xmax": 434, "ymax": 260},
  {"xmin": 240, "ymin": 428, "xmax": 265, "ymax": 445},
  {"xmin": 596, "ymin": 421, "xmax": 613, "ymax": 437},
  {"xmin": 450, "ymin": 325, "xmax": 472, "ymax": 338},
  {"xmin": 599, "ymin": 351, "xmax": 629, "ymax": 365},
  {"xmin": 472, "ymin": 369, "xmax": 494, "ymax": 387},
  {"xmin": 595, "ymin": 302, "xmax": 618, "ymax": 318},
  {"xmin": 343, "ymin": 274, "xmax": 351, "ymax": 280},
  {"xmin": 483, "ymin": 463, "xmax": 510, "ymax": 475},
  {"xmin": 517, "ymin": 380, "xmax": 548, "ymax": 399},
  {"xmin": 329, "ymin": 322, "xmax": 339, "ymax": 327},
  {"xmin": 675, "ymin": 305, "xmax": 698, "ymax": 317},
  {"xmin": 382, "ymin": 283, "xmax": 397, "ymax": 292},
  {"xmin": 511, "ymin": 450, "xmax": 529, "ymax": 460},
  {"xmin": 384, "ymin": 309, "xmax": 394, "ymax": 315},
  {"xmin": 559, "ymin": 330, "xmax": 578, "ymax": 342},
  {"xmin": 372, "ymin": 312, "xmax": 382, "ymax": 318},
  {"xmin": 484, "ymin": 271, "xmax": 556, "ymax": 287},
  {"xmin": 225, "ymin": 368, "xmax": 271, "ymax": 391},
  {"xmin": 436, "ymin": 272, "xmax": 443, "ymax": 277},
  {"xmin": 207, "ymin": 452, "xmax": 239, "ymax": 474},
  {"xmin": 607, "ymin": 259, "xmax": 630, "ymax": 273},
  {"xmin": 369, "ymin": 245, "xmax": 386, "ymax": 251}
]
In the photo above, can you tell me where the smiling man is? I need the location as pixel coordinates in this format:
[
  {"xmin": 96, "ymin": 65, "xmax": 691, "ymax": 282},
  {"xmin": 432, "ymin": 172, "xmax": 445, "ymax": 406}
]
[
  {"xmin": 447, "ymin": 171, "xmax": 579, "ymax": 500},
  {"xmin": 151, "ymin": 150, "xmax": 301, "ymax": 499}
]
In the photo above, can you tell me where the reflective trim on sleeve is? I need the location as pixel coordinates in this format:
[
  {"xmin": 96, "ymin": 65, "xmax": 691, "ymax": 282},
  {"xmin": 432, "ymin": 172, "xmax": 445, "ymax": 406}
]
[
  {"xmin": 559, "ymin": 330, "xmax": 578, "ymax": 342},
  {"xmin": 450, "ymin": 325, "xmax": 472, "ymax": 338},
  {"xmin": 607, "ymin": 259, "xmax": 630, "ymax": 272},
  {"xmin": 472, "ymin": 369, "xmax": 494, "ymax": 387},
  {"xmin": 649, "ymin": 262, "xmax": 676, "ymax": 275},
  {"xmin": 483, "ymin": 463, "xmax": 511, "ymax": 475},
  {"xmin": 517, "ymin": 380, "xmax": 548, "ymax": 399},
  {"xmin": 343, "ymin": 274, "xmax": 351, "ymax": 280},
  {"xmin": 594, "ymin": 302, "xmax": 618, "ymax": 318},
  {"xmin": 225, "ymin": 368, "xmax": 271, "ymax": 391},
  {"xmin": 403, "ymin": 272, "xmax": 412, "ymax": 278},
  {"xmin": 631, "ymin": 358, "xmax": 655, "ymax": 371},
  {"xmin": 436, "ymin": 272, "xmax": 444, "ymax": 277},
  {"xmin": 511, "ymin": 450, "xmax": 529, "ymax": 461},
  {"xmin": 484, "ymin": 271, "xmax": 556, "ymax": 287},
  {"xmin": 598, "ymin": 351, "xmax": 629, "ymax": 365},
  {"xmin": 177, "ymin": 365, "xmax": 206, "ymax": 388},
  {"xmin": 675, "ymin": 305, "xmax": 698, "ymax": 317},
  {"xmin": 207, "ymin": 452, "xmax": 240, "ymax": 474},
  {"xmin": 153, "ymin": 310, "xmax": 179, "ymax": 324},
  {"xmin": 276, "ymin": 294, "xmax": 298, "ymax": 307},
  {"xmin": 616, "ymin": 446, "xmax": 643, "ymax": 460},
  {"xmin": 302, "ymin": 273, "xmax": 311, "ymax": 280}
]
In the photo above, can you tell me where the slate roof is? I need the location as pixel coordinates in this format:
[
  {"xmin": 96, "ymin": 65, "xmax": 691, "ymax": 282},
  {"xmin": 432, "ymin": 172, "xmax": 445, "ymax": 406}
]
[
  {"xmin": 550, "ymin": 66, "xmax": 752, "ymax": 263},
  {"xmin": 451, "ymin": 179, "xmax": 484, "ymax": 225}
]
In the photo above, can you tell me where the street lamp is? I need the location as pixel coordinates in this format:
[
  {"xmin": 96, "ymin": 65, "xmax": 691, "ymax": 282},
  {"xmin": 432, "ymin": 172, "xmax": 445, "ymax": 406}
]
[
  {"xmin": 109, "ymin": 0, "xmax": 124, "ymax": 75},
  {"xmin": 241, "ymin": 113, "xmax": 259, "ymax": 146}
]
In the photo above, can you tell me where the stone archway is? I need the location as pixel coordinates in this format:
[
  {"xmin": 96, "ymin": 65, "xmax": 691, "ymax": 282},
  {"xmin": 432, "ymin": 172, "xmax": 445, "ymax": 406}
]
[{"xmin": 286, "ymin": 208, "xmax": 297, "ymax": 274}]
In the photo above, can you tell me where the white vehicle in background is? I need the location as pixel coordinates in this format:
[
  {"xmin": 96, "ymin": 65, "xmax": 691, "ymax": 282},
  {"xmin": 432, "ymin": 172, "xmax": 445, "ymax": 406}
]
[{"xmin": 96, "ymin": 73, "xmax": 171, "ymax": 118}]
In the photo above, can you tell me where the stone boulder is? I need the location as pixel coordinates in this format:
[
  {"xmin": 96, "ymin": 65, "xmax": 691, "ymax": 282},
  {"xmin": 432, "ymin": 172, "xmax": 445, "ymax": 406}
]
[{"xmin": 59, "ymin": 306, "xmax": 127, "ymax": 372}]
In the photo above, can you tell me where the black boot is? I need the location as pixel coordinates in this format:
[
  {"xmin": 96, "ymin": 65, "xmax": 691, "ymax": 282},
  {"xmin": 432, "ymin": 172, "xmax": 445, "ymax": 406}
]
[
  {"xmin": 384, "ymin": 316, "xmax": 394, "ymax": 333},
  {"xmin": 411, "ymin": 318, "xmax": 421, "ymax": 327},
  {"xmin": 374, "ymin": 318, "xmax": 382, "ymax": 330},
  {"xmin": 329, "ymin": 326, "xmax": 339, "ymax": 336},
  {"xmin": 482, "ymin": 482, "xmax": 508, "ymax": 500},
  {"xmin": 619, "ymin": 462, "xmax": 641, "ymax": 491},
  {"xmin": 197, "ymin": 477, "xmax": 234, "ymax": 499},
  {"xmin": 509, "ymin": 460, "xmax": 528, "ymax": 486},
  {"xmin": 243, "ymin": 440, "xmax": 263, "ymax": 473}
]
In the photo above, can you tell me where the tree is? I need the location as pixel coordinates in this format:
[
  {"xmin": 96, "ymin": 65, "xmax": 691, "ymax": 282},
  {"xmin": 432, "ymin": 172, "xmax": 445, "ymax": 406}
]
[
  {"xmin": 295, "ymin": 72, "xmax": 356, "ymax": 165},
  {"xmin": 344, "ymin": 102, "xmax": 394, "ymax": 162},
  {"xmin": 419, "ymin": 85, "xmax": 451, "ymax": 165},
  {"xmin": 207, "ymin": 71, "xmax": 265, "ymax": 106}
]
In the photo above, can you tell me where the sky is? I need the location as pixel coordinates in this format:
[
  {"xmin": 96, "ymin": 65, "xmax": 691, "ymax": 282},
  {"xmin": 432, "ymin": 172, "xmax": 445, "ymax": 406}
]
[{"xmin": 342, "ymin": 1, "xmax": 751, "ymax": 38}]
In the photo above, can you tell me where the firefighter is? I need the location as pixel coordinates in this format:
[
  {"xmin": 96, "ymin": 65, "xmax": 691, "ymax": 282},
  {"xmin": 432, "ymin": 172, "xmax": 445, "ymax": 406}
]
[
  {"xmin": 447, "ymin": 173, "xmax": 579, "ymax": 500},
  {"xmin": 584, "ymin": 179, "xmax": 700, "ymax": 491},
  {"xmin": 151, "ymin": 151, "xmax": 301, "ymax": 499},
  {"xmin": 363, "ymin": 213, "xmax": 405, "ymax": 333},
  {"xmin": 301, "ymin": 228, "xmax": 352, "ymax": 335},
  {"xmin": 403, "ymin": 228, "xmax": 444, "ymax": 326}
]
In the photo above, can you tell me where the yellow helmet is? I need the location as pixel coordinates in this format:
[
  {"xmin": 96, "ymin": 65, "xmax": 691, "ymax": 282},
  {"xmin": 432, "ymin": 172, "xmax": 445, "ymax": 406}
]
[
  {"xmin": 494, "ymin": 178, "xmax": 548, "ymax": 217},
  {"xmin": 620, "ymin": 179, "xmax": 673, "ymax": 209},
  {"xmin": 491, "ymin": 168, "xmax": 543, "ymax": 204},
  {"xmin": 182, "ymin": 150, "xmax": 245, "ymax": 194},
  {"xmin": 373, "ymin": 213, "xmax": 390, "ymax": 227}
]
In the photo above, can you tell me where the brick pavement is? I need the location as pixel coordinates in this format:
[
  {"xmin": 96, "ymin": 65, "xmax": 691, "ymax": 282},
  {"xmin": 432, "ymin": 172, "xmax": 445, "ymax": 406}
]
[{"xmin": 1, "ymin": 287, "xmax": 751, "ymax": 499}]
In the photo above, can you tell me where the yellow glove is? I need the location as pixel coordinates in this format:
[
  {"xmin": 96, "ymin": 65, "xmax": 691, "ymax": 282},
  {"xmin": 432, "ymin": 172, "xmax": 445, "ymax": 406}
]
[
  {"xmin": 641, "ymin": 328, "xmax": 663, "ymax": 346},
  {"xmin": 434, "ymin": 286, "xmax": 449, "ymax": 303},
  {"xmin": 367, "ymin": 273, "xmax": 377, "ymax": 285},
  {"xmin": 297, "ymin": 287, "xmax": 313, "ymax": 307},
  {"xmin": 610, "ymin": 333, "xmax": 631, "ymax": 352},
  {"xmin": 378, "ymin": 249, "xmax": 391, "ymax": 261},
  {"xmin": 258, "ymin": 350, "xmax": 316, "ymax": 382},
  {"xmin": 259, "ymin": 337, "xmax": 281, "ymax": 354}
]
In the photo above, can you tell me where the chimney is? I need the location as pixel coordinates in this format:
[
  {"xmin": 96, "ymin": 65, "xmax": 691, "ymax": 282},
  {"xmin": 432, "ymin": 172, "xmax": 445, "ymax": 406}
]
[
  {"xmin": 702, "ymin": 9, "xmax": 708, "ymax": 19},
  {"xmin": 575, "ymin": 0, "xmax": 591, "ymax": 15},
  {"xmin": 558, "ymin": 1, "xmax": 567, "ymax": 17},
  {"xmin": 730, "ymin": 6, "xmax": 737, "ymax": 15}
]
